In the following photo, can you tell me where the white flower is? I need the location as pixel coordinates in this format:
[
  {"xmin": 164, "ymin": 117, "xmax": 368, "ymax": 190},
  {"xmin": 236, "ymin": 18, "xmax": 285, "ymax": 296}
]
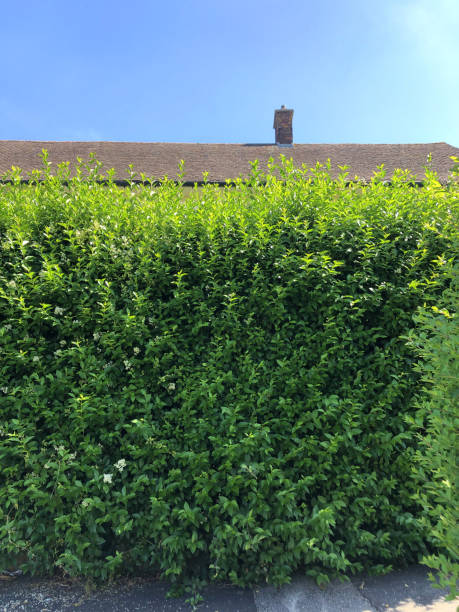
[
  {"xmin": 8, "ymin": 280, "xmax": 16, "ymax": 288},
  {"xmin": 81, "ymin": 499, "xmax": 90, "ymax": 508},
  {"xmin": 32, "ymin": 356, "xmax": 40, "ymax": 362},
  {"xmin": 114, "ymin": 459, "xmax": 126, "ymax": 472},
  {"xmin": 54, "ymin": 307, "xmax": 64, "ymax": 315},
  {"xmin": 103, "ymin": 473, "xmax": 113, "ymax": 484},
  {"xmin": 123, "ymin": 359, "xmax": 132, "ymax": 370},
  {"xmin": 1, "ymin": 387, "xmax": 8, "ymax": 394},
  {"xmin": 93, "ymin": 332, "xmax": 100, "ymax": 341},
  {"xmin": 60, "ymin": 340, "xmax": 66, "ymax": 346},
  {"xmin": 168, "ymin": 382, "xmax": 176, "ymax": 391},
  {"xmin": 133, "ymin": 347, "xmax": 140, "ymax": 355}
]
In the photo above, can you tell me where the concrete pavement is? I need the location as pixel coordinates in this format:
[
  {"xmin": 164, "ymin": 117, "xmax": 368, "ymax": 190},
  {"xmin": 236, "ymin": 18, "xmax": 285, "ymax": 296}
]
[{"xmin": 0, "ymin": 565, "xmax": 457, "ymax": 611}]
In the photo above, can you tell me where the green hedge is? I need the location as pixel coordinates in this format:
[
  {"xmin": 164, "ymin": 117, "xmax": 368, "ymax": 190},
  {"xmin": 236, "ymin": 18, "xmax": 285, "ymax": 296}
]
[
  {"xmin": 406, "ymin": 256, "xmax": 459, "ymax": 601},
  {"xmin": 0, "ymin": 156, "xmax": 458, "ymax": 592}
]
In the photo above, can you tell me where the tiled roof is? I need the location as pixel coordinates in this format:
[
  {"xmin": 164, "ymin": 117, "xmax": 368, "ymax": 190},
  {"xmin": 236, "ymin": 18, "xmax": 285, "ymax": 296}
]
[{"xmin": 0, "ymin": 140, "xmax": 458, "ymax": 183}]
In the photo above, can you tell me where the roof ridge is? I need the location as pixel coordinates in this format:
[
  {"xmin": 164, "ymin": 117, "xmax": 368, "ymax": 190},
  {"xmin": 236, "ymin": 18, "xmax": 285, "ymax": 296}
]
[{"xmin": 0, "ymin": 140, "xmax": 454, "ymax": 146}]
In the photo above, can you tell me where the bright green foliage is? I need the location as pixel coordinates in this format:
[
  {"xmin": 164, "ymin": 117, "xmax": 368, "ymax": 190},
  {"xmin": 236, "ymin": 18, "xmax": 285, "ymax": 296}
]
[
  {"xmin": 406, "ymin": 257, "xmax": 459, "ymax": 601},
  {"xmin": 0, "ymin": 155, "xmax": 458, "ymax": 590}
]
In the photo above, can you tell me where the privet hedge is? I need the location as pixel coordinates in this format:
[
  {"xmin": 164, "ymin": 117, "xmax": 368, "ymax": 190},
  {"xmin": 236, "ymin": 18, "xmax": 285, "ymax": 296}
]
[
  {"xmin": 0, "ymin": 156, "xmax": 458, "ymax": 592},
  {"xmin": 406, "ymin": 255, "xmax": 458, "ymax": 601}
]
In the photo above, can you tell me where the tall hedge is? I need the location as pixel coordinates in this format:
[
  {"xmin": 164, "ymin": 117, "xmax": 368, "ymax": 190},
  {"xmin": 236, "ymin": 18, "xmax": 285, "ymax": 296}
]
[
  {"xmin": 406, "ymin": 255, "xmax": 458, "ymax": 601},
  {"xmin": 0, "ymin": 156, "xmax": 458, "ymax": 592}
]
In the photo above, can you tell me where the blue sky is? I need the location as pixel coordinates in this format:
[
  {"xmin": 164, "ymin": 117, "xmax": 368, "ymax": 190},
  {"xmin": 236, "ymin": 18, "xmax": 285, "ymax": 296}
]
[{"xmin": 2, "ymin": 0, "xmax": 458, "ymax": 145}]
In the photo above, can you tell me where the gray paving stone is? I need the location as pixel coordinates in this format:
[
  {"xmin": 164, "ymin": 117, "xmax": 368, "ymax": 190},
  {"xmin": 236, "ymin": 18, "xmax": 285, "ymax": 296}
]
[
  {"xmin": 1, "ymin": 565, "xmax": 457, "ymax": 611},
  {"xmin": 351, "ymin": 565, "xmax": 458, "ymax": 612},
  {"xmin": 253, "ymin": 576, "xmax": 376, "ymax": 611}
]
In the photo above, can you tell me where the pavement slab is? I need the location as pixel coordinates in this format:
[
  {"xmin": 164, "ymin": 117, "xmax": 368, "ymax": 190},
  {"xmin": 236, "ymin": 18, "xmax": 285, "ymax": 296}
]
[
  {"xmin": 351, "ymin": 566, "xmax": 458, "ymax": 612},
  {"xmin": 254, "ymin": 576, "xmax": 377, "ymax": 611},
  {"xmin": 0, "ymin": 565, "xmax": 457, "ymax": 612}
]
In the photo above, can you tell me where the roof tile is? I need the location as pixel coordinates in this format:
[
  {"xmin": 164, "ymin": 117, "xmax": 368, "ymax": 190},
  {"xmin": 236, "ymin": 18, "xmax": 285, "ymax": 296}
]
[{"xmin": 0, "ymin": 141, "xmax": 457, "ymax": 183}]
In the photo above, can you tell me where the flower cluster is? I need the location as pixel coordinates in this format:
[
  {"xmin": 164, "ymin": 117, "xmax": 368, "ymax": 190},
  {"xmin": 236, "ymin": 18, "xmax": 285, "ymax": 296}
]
[{"xmin": 114, "ymin": 459, "xmax": 127, "ymax": 472}]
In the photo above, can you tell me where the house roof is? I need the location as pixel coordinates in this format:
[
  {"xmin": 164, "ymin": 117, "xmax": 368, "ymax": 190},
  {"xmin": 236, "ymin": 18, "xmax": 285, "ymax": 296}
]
[{"xmin": 0, "ymin": 140, "xmax": 458, "ymax": 184}]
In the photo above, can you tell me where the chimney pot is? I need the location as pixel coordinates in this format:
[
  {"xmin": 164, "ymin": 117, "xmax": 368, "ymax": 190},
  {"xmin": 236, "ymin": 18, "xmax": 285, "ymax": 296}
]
[{"xmin": 273, "ymin": 106, "xmax": 294, "ymax": 145}]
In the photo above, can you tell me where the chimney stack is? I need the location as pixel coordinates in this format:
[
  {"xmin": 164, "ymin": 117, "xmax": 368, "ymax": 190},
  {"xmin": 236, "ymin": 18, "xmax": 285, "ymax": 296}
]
[{"xmin": 273, "ymin": 105, "xmax": 294, "ymax": 146}]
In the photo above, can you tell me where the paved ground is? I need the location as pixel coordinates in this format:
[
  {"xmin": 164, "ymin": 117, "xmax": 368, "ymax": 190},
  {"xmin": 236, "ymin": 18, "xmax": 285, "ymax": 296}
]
[{"xmin": 0, "ymin": 565, "xmax": 457, "ymax": 611}]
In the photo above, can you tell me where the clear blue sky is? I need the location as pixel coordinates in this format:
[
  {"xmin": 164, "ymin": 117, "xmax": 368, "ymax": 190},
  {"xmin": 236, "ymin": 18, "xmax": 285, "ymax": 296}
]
[{"xmin": 2, "ymin": 0, "xmax": 458, "ymax": 145}]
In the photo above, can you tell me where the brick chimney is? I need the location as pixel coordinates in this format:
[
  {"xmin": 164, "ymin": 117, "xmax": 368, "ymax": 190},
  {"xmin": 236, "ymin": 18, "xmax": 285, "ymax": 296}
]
[{"xmin": 273, "ymin": 105, "xmax": 294, "ymax": 146}]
